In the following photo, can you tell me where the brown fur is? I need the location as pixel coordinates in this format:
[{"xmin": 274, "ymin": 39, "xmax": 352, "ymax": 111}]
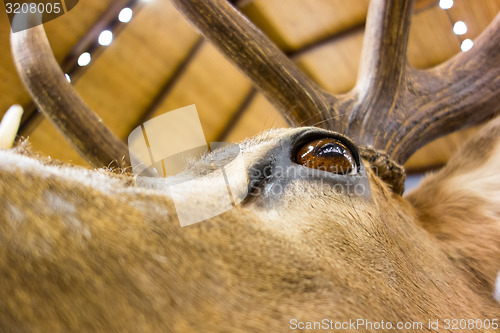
[{"xmin": 0, "ymin": 124, "xmax": 499, "ymax": 332}]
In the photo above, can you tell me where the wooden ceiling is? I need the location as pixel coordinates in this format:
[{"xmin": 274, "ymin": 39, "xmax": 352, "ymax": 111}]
[{"xmin": 1, "ymin": 0, "xmax": 499, "ymax": 171}]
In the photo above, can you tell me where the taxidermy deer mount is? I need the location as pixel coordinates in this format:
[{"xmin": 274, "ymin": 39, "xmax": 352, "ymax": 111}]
[{"xmin": 0, "ymin": 0, "xmax": 499, "ymax": 331}]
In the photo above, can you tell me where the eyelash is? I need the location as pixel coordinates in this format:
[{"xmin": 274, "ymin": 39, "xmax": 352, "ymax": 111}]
[{"xmin": 292, "ymin": 135, "xmax": 360, "ymax": 175}]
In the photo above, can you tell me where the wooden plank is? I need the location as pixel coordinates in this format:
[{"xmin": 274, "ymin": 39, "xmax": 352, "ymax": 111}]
[
  {"xmin": 405, "ymin": 127, "xmax": 479, "ymax": 172},
  {"xmin": 18, "ymin": 0, "xmax": 500, "ymax": 171},
  {"xmin": 407, "ymin": 6, "xmax": 461, "ymax": 68},
  {"xmin": 12, "ymin": 21, "xmax": 132, "ymax": 169},
  {"xmin": 449, "ymin": 0, "xmax": 500, "ymax": 37},
  {"xmin": 27, "ymin": 0, "xmax": 200, "ymax": 164},
  {"xmin": 239, "ymin": 0, "xmax": 370, "ymax": 51},
  {"xmin": 0, "ymin": 0, "xmax": 114, "ymax": 119},
  {"xmin": 238, "ymin": 0, "xmax": 441, "ymax": 52},
  {"xmin": 296, "ymin": 31, "xmax": 363, "ymax": 93},
  {"xmin": 73, "ymin": 0, "xmax": 199, "ymax": 139},
  {"xmin": 404, "ymin": 0, "xmax": 500, "ymax": 169},
  {"xmin": 295, "ymin": 0, "xmax": 500, "ymax": 96},
  {"xmin": 225, "ymin": 93, "xmax": 288, "ymax": 143},
  {"xmin": 17, "ymin": 0, "xmax": 134, "ymax": 135},
  {"xmin": 148, "ymin": 42, "xmax": 253, "ymax": 143},
  {"xmin": 27, "ymin": 118, "xmax": 87, "ymax": 165}
]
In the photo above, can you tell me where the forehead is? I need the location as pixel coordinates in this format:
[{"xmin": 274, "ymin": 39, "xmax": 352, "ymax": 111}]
[
  {"xmin": 182, "ymin": 127, "xmax": 358, "ymax": 173},
  {"xmin": 176, "ymin": 127, "xmax": 371, "ymax": 199}
]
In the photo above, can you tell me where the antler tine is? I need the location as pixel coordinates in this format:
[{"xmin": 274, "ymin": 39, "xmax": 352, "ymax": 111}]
[
  {"xmin": 389, "ymin": 12, "xmax": 500, "ymax": 163},
  {"xmin": 343, "ymin": 0, "xmax": 415, "ymax": 149},
  {"xmin": 355, "ymin": 0, "xmax": 414, "ymax": 96},
  {"xmin": 169, "ymin": 0, "xmax": 339, "ymax": 128},
  {"xmin": 10, "ymin": 14, "xmax": 131, "ymax": 169}
]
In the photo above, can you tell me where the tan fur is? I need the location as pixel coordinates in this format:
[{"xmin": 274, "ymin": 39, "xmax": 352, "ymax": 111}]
[
  {"xmin": 407, "ymin": 117, "xmax": 500, "ymax": 305},
  {"xmin": 0, "ymin": 123, "xmax": 499, "ymax": 332}
]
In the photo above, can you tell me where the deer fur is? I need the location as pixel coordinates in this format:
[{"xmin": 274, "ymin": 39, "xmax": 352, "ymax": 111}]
[{"xmin": 0, "ymin": 116, "xmax": 499, "ymax": 331}]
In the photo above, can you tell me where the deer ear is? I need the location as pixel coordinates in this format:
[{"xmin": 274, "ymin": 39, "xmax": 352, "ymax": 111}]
[
  {"xmin": 406, "ymin": 116, "xmax": 500, "ymax": 297},
  {"xmin": 0, "ymin": 105, "xmax": 23, "ymax": 150}
]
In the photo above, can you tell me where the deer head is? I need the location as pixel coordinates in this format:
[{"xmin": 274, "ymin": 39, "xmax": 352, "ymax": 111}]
[{"xmin": 2, "ymin": 0, "xmax": 500, "ymax": 331}]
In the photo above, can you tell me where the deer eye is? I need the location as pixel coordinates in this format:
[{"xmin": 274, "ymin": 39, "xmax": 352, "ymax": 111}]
[{"xmin": 295, "ymin": 138, "xmax": 356, "ymax": 175}]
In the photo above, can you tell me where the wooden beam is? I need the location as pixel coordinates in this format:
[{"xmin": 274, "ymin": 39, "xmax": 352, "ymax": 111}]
[
  {"xmin": 170, "ymin": 0, "xmax": 337, "ymax": 128},
  {"xmin": 18, "ymin": 0, "xmax": 141, "ymax": 137},
  {"xmin": 12, "ymin": 21, "xmax": 131, "ymax": 169}
]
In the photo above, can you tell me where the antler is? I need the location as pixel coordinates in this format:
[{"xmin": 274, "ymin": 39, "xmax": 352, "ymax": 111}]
[
  {"xmin": 10, "ymin": 14, "xmax": 130, "ymax": 169},
  {"xmin": 343, "ymin": 0, "xmax": 414, "ymax": 150},
  {"xmin": 10, "ymin": 1, "xmax": 500, "ymax": 181},
  {"xmin": 168, "ymin": 0, "xmax": 340, "ymax": 128},
  {"xmin": 172, "ymin": 0, "xmax": 500, "ymax": 165},
  {"xmin": 393, "ymin": 13, "xmax": 500, "ymax": 162}
]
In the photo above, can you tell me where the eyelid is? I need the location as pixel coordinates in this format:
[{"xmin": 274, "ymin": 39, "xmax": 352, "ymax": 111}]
[
  {"xmin": 292, "ymin": 131, "xmax": 357, "ymax": 157},
  {"xmin": 291, "ymin": 131, "xmax": 361, "ymax": 175},
  {"xmin": 295, "ymin": 138, "xmax": 356, "ymax": 175}
]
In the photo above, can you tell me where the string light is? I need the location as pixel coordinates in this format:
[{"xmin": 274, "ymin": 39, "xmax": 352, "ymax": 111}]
[
  {"xmin": 118, "ymin": 7, "xmax": 133, "ymax": 23},
  {"xmin": 77, "ymin": 52, "xmax": 91, "ymax": 66},
  {"xmin": 74, "ymin": 4, "xmax": 138, "ymax": 71},
  {"xmin": 65, "ymin": 74, "xmax": 71, "ymax": 82},
  {"xmin": 439, "ymin": 2, "xmax": 472, "ymax": 52},
  {"xmin": 98, "ymin": 30, "xmax": 113, "ymax": 46},
  {"xmin": 461, "ymin": 39, "xmax": 474, "ymax": 52},
  {"xmin": 453, "ymin": 21, "xmax": 467, "ymax": 35},
  {"xmin": 439, "ymin": 0, "xmax": 453, "ymax": 10}
]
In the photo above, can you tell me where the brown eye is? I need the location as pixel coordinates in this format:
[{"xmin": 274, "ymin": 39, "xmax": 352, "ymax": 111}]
[{"xmin": 295, "ymin": 138, "xmax": 356, "ymax": 175}]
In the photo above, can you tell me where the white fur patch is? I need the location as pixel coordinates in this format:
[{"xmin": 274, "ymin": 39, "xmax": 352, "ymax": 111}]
[
  {"xmin": 43, "ymin": 191, "xmax": 91, "ymax": 240},
  {"xmin": 0, "ymin": 150, "xmax": 141, "ymax": 196},
  {"xmin": 494, "ymin": 271, "xmax": 500, "ymax": 304},
  {"xmin": 0, "ymin": 150, "xmax": 174, "ymax": 230},
  {"xmin": 6, "ymin": 203, "xmax": 24, "ymax": 226},
  {"xmin": 45, "ymin": 191, "xmax": 76, "ymax": 214}
]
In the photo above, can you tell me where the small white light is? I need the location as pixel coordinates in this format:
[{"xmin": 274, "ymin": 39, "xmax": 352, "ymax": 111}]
[
  {"xmin": 453, "ymin": 21, "xmax": 467, "ymax": 35},
  {"xmin": 461, "ymin": 39, "xmax": 474, "ymax": 52},
  {"xmin": 98, "ymin": 30, "xmax": 113, "ymax": 46},
  {"xmin": 77, "ymin": 52, "xmax": 91, "ymax": 67},
  {"xmin": 118, "ymin": 8, "xmax": 133, "ymax": 23},
  {"xmin": 65, "ymin": 73, "xmax": 71, "ymax": 82},
  {"xmin": 439, "ymin": 0, "xmax": 453, "ymax": 9}
]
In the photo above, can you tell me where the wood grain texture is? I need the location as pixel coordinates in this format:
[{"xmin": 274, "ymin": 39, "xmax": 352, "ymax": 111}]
[
  {"xmin": 169, "ymin": 0, "xmax": 336, "ymax": 128},
  {"xmin": 26, "ymin": 0, "xmax": 200, "ymax": 165},
  {"xmin": 391, "ymin": 12, "xmax": 500, "ymax": 162},
  {"xmin": 224, "ymin": 93, "xmax": 288, "ymax": 143},
  {"xmin": 11, "ymin": 23, "xmax": 130, "ymax": 169},
  {"xmin": 147, "ymin": 42, "xmax": 253, "ymax": 142},
  {"xmin": 0, "ymin": 0, "xmax": 113, "ymax": 120},
  {"xmin": 239, "ymin": 0, "xmax": 369, "ymax": 52},
  {"xmin": 405, "ymin": 127, "xmax": 479, "ymax": 172},
  {"xmin": 5, "ymin": 0, "xmax": 499, "ymax": 172},
  {"xmin": 407, "ymin": 7, "xmax": 460, "ymax": 69},
  {"xmin": 28, "ymin": 118, "xmax": 87, "ymax": 165},
  {"xmin": 296, "ymin": 31, "xmax": 364, "ymax": 94},
  {"xmin": 73, "ymin": 0, "xmax": 199, "ymax": 140}
]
